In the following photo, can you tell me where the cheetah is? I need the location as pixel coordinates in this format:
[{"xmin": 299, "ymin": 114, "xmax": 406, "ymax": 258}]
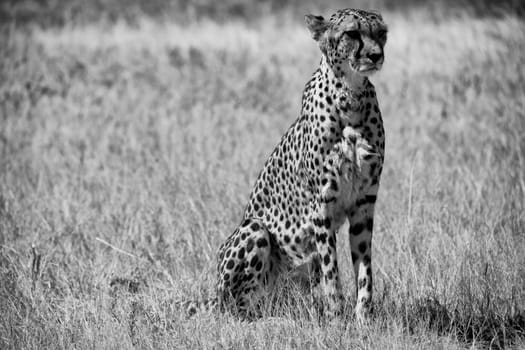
[{"xmin": 186, "ymin": 9, "xmax": 387, "ymax": 322}]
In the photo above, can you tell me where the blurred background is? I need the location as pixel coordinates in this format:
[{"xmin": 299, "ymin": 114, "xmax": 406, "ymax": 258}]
[{"xmin": 1, "ymin": 0, "xmax": 524, "ymax": 25}]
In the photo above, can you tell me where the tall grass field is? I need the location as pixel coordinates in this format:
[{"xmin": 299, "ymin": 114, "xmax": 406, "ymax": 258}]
[{"xmin": 1, "ymin": 1, "xmax": 524, "ymax": 349}]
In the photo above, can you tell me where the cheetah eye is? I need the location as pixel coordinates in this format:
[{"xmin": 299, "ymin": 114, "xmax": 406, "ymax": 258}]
[
  {"xmin": 344, "ymin": 30, "xmax": 360, "ymax": 40},
  {"xmin": 377, "ymin": 30, "xmax": 387, "ymax": 38}
]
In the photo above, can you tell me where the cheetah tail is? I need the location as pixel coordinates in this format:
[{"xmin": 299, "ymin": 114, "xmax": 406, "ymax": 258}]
[{"xmin": 175, "ymin": 297, "xmax": 218, "ymax": 317}]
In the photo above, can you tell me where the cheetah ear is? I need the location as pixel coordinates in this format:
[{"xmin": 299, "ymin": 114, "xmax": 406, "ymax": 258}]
[{"xmin": 305, "ymin": 14, "xmax": 328, "ymax": 41}]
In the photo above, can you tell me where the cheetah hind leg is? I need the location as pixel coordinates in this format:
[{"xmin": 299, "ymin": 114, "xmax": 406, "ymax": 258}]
[{"xmin": 216, "ymin": 218, "xmax": 275, "ymax": 319}]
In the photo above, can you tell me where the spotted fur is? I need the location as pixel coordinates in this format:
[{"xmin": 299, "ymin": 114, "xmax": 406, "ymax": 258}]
[{"xmin": 185, "ymin": 8, "xmax": 388, "ymax": 322}]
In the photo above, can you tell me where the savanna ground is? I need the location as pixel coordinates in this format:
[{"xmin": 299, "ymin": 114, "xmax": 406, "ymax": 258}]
[{"xmin": 1, "ymin": 0, "xmax": 525, "ymax": 349}]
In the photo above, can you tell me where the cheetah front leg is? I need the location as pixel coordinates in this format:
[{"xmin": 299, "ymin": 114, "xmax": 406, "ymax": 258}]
[
  {"xmin": 312, "ymin": 206, "xmax": 341, "ymax": 318},
  {"xmin": 311, "ymin": 162, "xmax": 347, "ymax": 317},
  {"xmin": 348, "ymin": 195, "xmax": 377, "ymax": 323}
]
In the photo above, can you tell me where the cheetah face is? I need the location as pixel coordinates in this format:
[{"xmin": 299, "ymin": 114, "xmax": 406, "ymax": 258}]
[{"xmin": 305, "ymin": 9, "xmax": 388, "ymax": 77}]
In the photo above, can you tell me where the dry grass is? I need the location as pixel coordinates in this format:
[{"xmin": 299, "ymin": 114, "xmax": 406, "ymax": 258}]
[{"xmin": 1, "ymin": 3, "xmax": 525, "ymax": 349}]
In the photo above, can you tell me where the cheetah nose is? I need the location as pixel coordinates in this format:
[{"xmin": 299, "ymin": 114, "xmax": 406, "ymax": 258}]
[{"xmin": 367, "ymin": 53, "xmax": 383, "ymax": 63}]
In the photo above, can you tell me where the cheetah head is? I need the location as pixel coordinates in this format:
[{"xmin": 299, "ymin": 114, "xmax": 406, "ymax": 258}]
[{"xmin": 305, "ymin": 9, "xmax": 387, "ymax": 77}]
